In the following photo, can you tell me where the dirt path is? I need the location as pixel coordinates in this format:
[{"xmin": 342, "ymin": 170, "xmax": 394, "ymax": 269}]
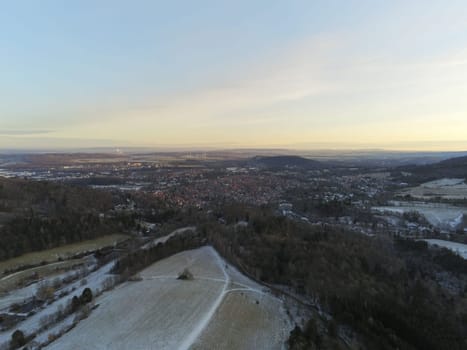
[
  {"xmin": 142, "ymin": 226, "xmax": 196, "ymax": 250},
  {"xmin": 177, "ymin": 248, "xmax": 229, "ymax": 350},
  {"xmin": 0, "ymin": 260, "xmax": 74, "ymax": 282},
  {"xmin": 149, "ymin": 247, "xmax": 268, "ymax": 350},
  {"xmin": 143, "ymin": 275, "xmax": 264, "ymax": 294}
]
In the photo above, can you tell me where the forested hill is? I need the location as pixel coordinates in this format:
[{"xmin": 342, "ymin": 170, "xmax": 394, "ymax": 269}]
[
  {"xmin": 111, "ymin": 205, "xmax": 467, "ymax": 349},
  {"xmin": 0, "ymin": 177, "xmax": 122, "ymax": 261},
  {"xmin": 395, "ymin": 155, "xmax": 467, "ymax": 183},
  {"xmin": 205, "ymin": 207, "xmax": 467, "ymax": 350},
  {"xmin": 0, "ymin": 177, "xmax": 113, "ymax": 213}
]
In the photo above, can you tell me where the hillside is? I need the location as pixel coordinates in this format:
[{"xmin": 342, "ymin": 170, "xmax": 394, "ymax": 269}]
[
  {"xmin": 47, "ymin": 246, "xmax": 291, "ymax": 350},
  {"xmin": 439, "ymin": 155, "xmax": 467, "ymax": 167},
  {"xmin": 395, "ymin": 155, "xmax": 467, "ymax": 184},
  {"xmin": 203, "ymin": 207, "xmax": 467, "ymax": 350}
]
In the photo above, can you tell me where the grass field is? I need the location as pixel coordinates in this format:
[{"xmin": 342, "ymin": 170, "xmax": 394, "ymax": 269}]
[
  {"xmin": 191, "ymin": 290, "xmax": 290, "ymax": 350},
  {"xmin": 0, "ymin": 258, "xmax": 85, "ymax": 294},
  {"xmin": 0, "ymin": 234, "xmax": 128, "ymax": 277}
]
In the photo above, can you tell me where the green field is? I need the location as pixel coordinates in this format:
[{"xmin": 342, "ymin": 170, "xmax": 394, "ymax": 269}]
[{"xmin": 0, "ymin": 234, "xmax": 129, "ymax": 276}]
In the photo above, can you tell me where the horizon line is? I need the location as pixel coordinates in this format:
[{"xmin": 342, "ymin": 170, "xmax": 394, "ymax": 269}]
[{"xmin": 1, "ymin": 146, "xmax": 467, "ymax": 155}]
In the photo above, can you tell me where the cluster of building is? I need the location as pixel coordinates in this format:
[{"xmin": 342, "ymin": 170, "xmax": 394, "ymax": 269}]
[{"xmin": 149, "ymin": 170, "xmax": 298, "ymax": 208}]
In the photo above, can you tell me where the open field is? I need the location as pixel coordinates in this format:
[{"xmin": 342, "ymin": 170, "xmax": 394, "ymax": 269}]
[
  {"xmin": 0, "ymin": 265, "xmax": 87, "ymax": 310},
  {"xmin": 0, "ymin": 234, "xmax": 128, "ymax": 276},
  {"xmin": 0, "ymin": 258, "xmax": 86, "ymax": 295},
  {"xmin": 191, "ymin": 290, "xmax": 289, "ymax": 350},
  {"xmin": 46, "ymin": 246, "xmax": 291, "ymax": 350},
  {"xmin": 47, "ymin": 278, "xmax": 224, "ymax": 349},
  {"xmin": 0, "ymin": 261, "xmax": 116, "ymax": 347},
  {"xmin": 399, "ymin": 178, "xmax": 467, "ymax": 200},
  {"xmin": 373, "ymin": 201, "xmax": 467, "ymax": 230}
]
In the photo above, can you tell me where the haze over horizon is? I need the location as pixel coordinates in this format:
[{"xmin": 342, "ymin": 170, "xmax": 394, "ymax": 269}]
[{"xmin": 1, "ymin": 1, "xmax": 467, "ymax": 151}]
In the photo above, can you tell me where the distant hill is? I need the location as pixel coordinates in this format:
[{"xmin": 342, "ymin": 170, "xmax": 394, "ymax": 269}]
[
  {"xmin": 438, "ymin": 155, "xmax": 467, "ymax": 167},
  {"xmin": 250, "ymin": 155, "xmax": 324, "ymax": 169},
  {"xmin": 396, "ymin": 155, "xmax": 467, "ymax": 183}
]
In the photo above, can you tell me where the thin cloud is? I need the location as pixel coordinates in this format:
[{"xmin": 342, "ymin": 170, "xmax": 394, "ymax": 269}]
[{"xmin": 0, "ymin": 129, "xmax": 53, "ymax": 136}]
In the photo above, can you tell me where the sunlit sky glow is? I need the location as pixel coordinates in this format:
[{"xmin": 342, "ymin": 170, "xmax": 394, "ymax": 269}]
[{"xmin": 1, "ymin": 0, "xmax": 467, "ymax": 150}]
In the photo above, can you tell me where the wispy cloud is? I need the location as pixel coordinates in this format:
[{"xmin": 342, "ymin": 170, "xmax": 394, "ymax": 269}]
[
  {"xmin": 0, "ymin": 129, "xmax": 53, "ymax": 136},
  {"xmin": 0, "ymin": 135, "xmax": 121, "ymax": 149},
  {"xmin": 54, "ymin": 30, "xmax": 467, "ymax": 151},
  {"xmin": 111, "ymin": 34, "xmax": 340, "ymax": 122}
]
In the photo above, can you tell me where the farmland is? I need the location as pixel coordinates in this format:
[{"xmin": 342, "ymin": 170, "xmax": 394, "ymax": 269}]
[
  {"xmin": 373, "ymin": 201, "xmax": 467, "ymax": 230},
  {"xmin": 46, "ymin": 246, "xmax": 291, "ymax": 350},
  {"xmin": 0, "ymin": 234, "xmax": 128, "ymax": 277},
  {"xmin": 0, "ymin": 233, "xmax": 129, "ymax": 326},
  {"xmin": 399, "ymin": 178, "xmax": 467, "ymax": 200},
  {"xmin": 0, "ymin": 260, "xmax": 117, "ymax": 348},
  {"xmin": 0, "ymin": 258, "xmax": 85, "ymax": 295}
]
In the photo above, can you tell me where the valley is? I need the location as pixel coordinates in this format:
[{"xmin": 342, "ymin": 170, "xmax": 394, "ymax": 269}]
[{"xmin": 0, "ymin": 152, "xmax": 466, "ymax": 349}]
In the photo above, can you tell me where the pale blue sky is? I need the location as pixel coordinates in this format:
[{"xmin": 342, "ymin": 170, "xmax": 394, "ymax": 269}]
[{"xmin": 1, "ymin": 1, "xmax": 467, "ymax": 149}]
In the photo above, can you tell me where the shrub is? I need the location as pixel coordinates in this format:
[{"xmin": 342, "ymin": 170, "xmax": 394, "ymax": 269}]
[
  {"xmin": 10, "ymin": 329, "xmax": 25, "ymax": 349},
  {"xmin": 80, "ymin": 288, "xmax": 93, "ymax": 304},
  {"xmin": 177, "ymin": 268, "xmax": 194, "ymax": 280},
  {"xmin": 36, "ymin": 282, "xmax": 55, "ymax": 301}
]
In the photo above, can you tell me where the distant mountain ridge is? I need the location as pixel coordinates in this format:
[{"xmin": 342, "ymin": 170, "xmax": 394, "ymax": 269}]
[{"xmin": 250, "ymin": 155, "xmax": 324, "ymax": 169}]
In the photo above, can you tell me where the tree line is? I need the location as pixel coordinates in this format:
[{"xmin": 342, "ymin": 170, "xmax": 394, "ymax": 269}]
[
  {"xmin": 203, "ymin": 205, "xmax": 467, "ymax": 350},
  {"xmin": 0, "ymin": 178, "xmax": 124, "ymax": 262}
]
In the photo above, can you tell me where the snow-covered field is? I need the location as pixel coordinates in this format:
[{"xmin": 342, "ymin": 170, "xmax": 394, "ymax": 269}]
[
  {"xmin": 0, "ymin": 261, "xmax": 116, "ymax": 347},
  {"xmin": 191, "ymin": 290, "xmax": 289, "ymax": 350},
  {"xmin": 423, "ymin": 178, "xmax": 466, "ymax": 187},
  {"xmin": 0, "ymin": 266, "xmax": 85, "ymax": 311},
  {"xmin": 46, "ymin": 246, "xmax": 291, "ymax": 350},
  {"xmin": 399, "ymin": 178, "xmax": 467, "ymax": 200},
  {"xmin": 0, "ymin": 258, "xmax": 88, "ymax": 295},
  {"xmin": 373, "ymin": 201, "xmax": 467, "ymax": 230},
  {"xmin": 423, "ymin": 239, "xmax": 467, "ymax": 259}
]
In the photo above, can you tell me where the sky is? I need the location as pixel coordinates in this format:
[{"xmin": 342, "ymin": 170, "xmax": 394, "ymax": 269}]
[{"xmin": 1, "ymin": 0, "xmax": 467, "ymax": 151}]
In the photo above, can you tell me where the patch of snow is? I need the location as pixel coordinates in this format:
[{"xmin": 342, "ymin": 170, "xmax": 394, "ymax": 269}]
[
  {"xmin": 0, "ymin": 261, "xmax": 115, "ymax": 345},
  {"xmin": 423, "ymin": 239, "xmax": 467, "ymax": 259},
  {"xmin": 423, "ymin": 178, "xmax": 466, "ymax": 187},
  {"xmin": 372, "ymin": 202, "xmax": 467, "ymax": 230},
  {"xmin": 177, "ymin": 249, "xmax": 229, "ymax": 350}
]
